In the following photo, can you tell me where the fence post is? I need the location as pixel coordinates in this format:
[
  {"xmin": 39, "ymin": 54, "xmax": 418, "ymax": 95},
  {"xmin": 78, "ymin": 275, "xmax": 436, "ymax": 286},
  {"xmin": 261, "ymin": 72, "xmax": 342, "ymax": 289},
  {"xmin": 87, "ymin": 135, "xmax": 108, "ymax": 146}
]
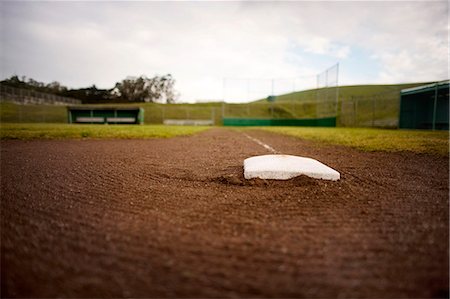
[
  {"xmin": 291, "ymin": 99, "xmax": 295, "ymax": 117},
  {"xmin": 19, "ymin": 105, "xmax": 22, "ymax": 123},
  {"xmin": 432, "ymin": 83, "xmax": 438, "ymax": 130},
  {"xmin": 373, "ymin": 96, "xmax": 378, "ymax": 127},
  {"xmin": 351, "ymin": 97, "xmax": 355, "ymax": 127},
  {"xmin": 371, "ymin": 96, "xmax": 375, "ymax": 127},
  {"xmin": 222, "ymin": 102, "xmax": 225, "ymax": 119}
]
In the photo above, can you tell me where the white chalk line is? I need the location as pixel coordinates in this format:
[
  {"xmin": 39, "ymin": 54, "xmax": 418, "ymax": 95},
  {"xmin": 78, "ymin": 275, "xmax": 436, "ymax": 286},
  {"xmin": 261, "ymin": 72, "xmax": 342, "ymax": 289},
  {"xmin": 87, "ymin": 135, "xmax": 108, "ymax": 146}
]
[{"xmin": 242, "ymin": 132, "xmax": 278, "ymax": 154}]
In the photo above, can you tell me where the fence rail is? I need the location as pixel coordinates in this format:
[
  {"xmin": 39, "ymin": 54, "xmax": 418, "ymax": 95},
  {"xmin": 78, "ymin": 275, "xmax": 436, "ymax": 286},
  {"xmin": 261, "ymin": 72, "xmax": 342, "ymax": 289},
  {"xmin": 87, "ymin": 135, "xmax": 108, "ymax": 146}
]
[{"xmin": 0, "ymin": 85, "xmax": 81, "ymax": 105}]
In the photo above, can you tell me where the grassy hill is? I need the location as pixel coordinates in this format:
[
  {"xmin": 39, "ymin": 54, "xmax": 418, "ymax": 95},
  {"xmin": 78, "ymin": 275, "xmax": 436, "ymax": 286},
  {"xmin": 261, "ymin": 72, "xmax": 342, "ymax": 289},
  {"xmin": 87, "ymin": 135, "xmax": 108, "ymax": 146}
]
[{"xmin": 267, "ymin": 82, "xmax": 428, "ymax": 103}]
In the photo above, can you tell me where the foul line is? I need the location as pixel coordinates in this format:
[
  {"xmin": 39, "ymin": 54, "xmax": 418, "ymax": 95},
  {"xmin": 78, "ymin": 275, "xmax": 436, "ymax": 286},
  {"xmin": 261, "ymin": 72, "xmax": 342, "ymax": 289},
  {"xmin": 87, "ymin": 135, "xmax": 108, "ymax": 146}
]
[{"xmin": 243, "ymin": 132, "xmax": 278, "ymax": 154}]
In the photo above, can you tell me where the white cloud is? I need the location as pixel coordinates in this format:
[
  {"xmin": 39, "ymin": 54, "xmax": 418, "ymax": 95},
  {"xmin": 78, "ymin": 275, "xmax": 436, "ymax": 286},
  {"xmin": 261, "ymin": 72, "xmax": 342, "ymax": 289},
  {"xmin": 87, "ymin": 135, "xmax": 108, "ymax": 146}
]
[
  {"xmin": 0, "ymin": 1, "xmax": 448, "ymax": 102},
  {"xmin": 304, "ymin": 37, "xmax": 350, "ymax": 59}
]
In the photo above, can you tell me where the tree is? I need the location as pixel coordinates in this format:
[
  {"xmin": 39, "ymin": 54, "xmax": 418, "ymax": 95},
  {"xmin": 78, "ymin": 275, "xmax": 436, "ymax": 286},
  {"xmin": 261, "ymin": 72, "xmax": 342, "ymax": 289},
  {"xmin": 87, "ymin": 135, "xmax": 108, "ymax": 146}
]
[
  {"xmin": 1, "ymin": 74, "xmax": 178, "ymax": 103},
  {"xmin": 112, "ymin": 74, "xmax": 177, "ymax": 103},
  {"xmin": 46, "ymin": 81, "xmax": 67, "ymax": 93}
]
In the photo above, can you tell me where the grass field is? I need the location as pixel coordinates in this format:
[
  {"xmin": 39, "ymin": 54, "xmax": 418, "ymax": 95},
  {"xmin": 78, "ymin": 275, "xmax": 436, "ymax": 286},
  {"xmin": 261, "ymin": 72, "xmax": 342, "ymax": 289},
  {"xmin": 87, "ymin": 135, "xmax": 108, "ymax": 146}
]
[
  {"xmin": 261, "ymin": 127, "xmax": 449, "ymax": 156},
  {"xmin": 0, "ymin": 123, "xmax": 210, "ymax": 140}
]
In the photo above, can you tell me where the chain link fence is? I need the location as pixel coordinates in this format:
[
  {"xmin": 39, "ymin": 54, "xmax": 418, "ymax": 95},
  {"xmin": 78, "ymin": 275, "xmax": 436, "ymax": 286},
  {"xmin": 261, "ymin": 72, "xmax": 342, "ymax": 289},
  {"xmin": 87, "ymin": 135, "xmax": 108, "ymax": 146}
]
[
  {"xmin": 146, "ymin": 105, "xmax": 220, "ymax": 125},
  {"xmin": 0, "ymin": 103, "xmax": 222, "ymax": 125},
  {"xmin": 0, "ymin": 85, "xmax": 81, "ymax": 105},
  {"xmin": 222, "ymin": 100, "xmax": 317, "ymax": 119},
  {"xmin": 0, "ymin": 96, "xmax": 402, "ymax": 128},
  {"xmin": 0, "ymin": 102, "xmax": 68, "ymax": 123},
  {"xmin": 339, "ymin": 90, "xmax": 400, "ymax": 128},
  {"xmin": 0, "ymin": 84, "xmax": 404, "ymax": 128}
]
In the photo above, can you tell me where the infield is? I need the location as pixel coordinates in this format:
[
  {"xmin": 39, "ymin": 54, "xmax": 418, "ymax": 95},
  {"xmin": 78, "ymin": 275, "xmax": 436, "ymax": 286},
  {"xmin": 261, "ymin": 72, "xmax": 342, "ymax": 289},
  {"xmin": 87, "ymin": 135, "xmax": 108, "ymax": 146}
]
[{"xmin": 1, "ymin": 128, "xmax": 448, "ymax": 298}]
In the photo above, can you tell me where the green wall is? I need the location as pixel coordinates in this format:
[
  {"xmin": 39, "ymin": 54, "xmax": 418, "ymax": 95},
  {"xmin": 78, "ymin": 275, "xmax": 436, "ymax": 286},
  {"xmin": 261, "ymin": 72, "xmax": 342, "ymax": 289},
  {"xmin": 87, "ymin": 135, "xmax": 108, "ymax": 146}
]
[
  {"xmin": 399, "ymin": 83, "xmax": 449, "ymax": 130},
  {"xmin": 222, "ymin": 117, "xmax": 336, "ymax": 127}
]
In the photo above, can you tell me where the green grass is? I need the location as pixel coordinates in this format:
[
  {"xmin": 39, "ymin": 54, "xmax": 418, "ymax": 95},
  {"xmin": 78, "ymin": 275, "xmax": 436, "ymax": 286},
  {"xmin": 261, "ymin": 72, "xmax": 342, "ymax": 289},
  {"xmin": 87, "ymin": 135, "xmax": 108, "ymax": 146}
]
[
  {"xmin": 260, "ymin": 127, "xmax": 449, "ymax": 156},
  {"xmin": 0, "ymin": 123, "xmax": 210, "ymax": 140},
  {"xmin": 268, "ymin": 83, "xmax": 428, "ymax": 103}
]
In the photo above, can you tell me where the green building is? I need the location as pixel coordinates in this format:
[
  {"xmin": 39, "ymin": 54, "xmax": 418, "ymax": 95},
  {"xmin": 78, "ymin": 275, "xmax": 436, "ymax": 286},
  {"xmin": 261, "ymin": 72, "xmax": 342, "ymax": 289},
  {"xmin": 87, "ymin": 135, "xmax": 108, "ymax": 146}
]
[{"xmin": 399, "ymin": 81, "xmax": 449, "ymax": 130}]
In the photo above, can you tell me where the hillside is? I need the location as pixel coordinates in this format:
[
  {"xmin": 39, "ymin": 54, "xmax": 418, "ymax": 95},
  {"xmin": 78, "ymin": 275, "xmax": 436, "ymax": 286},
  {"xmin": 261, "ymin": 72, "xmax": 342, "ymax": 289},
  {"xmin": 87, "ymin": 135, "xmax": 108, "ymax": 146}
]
[{"xmin": 257, "ymin": 82, "xmax": 430, "ymax": 103}]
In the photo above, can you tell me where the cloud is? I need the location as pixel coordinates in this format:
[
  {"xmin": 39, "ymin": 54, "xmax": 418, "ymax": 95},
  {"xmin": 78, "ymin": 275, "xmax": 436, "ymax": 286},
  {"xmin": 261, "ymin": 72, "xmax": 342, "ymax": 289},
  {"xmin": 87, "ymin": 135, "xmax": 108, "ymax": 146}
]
[
  {"xmin": 0, "ymin": 1, "xmax": 447, "ymax": 102},
  {"xmin": 304, "ymin": 37, "xmax": 351, "ymax": 59}
]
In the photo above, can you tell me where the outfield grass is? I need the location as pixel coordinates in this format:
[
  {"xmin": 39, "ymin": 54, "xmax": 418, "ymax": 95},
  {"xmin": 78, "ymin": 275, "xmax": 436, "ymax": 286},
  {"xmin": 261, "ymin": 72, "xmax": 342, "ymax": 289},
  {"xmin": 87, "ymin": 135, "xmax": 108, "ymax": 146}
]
[
  {"xmin": 0, "ymin": 123, "xmax": 210, "ymax": 140},
  {"xmin": 261, "ymin": 127, "xmax": 449, "ymax": 156},
  {"xmin": 2, "ymin": 123, "xmax": 447, "ymax": 156}
]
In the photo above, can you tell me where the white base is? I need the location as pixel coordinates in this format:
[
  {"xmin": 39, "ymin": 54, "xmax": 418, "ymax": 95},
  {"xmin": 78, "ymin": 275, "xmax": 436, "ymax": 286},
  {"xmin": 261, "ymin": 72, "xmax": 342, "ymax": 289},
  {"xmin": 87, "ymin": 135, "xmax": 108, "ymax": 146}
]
[{"xmin": 244, "ymin": 154, "xmax": 340, "ymax": 181}]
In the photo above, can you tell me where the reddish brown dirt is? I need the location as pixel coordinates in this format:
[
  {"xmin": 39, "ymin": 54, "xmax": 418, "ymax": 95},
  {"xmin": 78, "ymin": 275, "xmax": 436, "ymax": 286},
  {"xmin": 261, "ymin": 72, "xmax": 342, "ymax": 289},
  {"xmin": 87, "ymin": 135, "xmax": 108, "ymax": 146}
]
[{"xmin": 1, "ymin": 128, "xmax": 448, "ymax": 298}]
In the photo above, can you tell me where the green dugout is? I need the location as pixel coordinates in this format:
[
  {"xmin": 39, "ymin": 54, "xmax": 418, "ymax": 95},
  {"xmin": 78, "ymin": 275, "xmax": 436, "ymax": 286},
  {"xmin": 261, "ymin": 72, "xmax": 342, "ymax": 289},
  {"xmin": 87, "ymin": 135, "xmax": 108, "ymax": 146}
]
[
  {"xmin": 68, "ymin": 107, "xmax": 144, "ymax": 124},
  {"xmin": 399, "ymin": 81, "xmax": 449, "ymax": 130}
]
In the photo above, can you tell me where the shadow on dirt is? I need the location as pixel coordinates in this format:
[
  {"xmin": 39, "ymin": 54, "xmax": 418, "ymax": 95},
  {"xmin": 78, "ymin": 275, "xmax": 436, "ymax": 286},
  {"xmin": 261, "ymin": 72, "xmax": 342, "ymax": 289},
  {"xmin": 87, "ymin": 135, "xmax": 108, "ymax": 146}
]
[{"xmin": 211, "ymin": 165, "xmax": 321, "ymax": 187}]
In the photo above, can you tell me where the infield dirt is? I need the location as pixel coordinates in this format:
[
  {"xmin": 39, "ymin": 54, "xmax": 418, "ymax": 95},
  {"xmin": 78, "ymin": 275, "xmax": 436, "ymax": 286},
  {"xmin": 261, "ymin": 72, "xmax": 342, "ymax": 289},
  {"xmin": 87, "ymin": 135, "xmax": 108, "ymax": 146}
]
[{"xmin": 1, "ymin": 128, "xmax": 448, "ymax": 298}]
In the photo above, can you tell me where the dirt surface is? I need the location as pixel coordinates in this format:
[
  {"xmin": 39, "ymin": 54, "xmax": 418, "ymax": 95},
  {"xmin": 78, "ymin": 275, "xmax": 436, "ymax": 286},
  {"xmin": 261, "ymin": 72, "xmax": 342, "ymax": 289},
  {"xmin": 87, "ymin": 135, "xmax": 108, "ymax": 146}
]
[{"xmin": 1, "ymin": 128, "xmax": 448, "ymax": 298}]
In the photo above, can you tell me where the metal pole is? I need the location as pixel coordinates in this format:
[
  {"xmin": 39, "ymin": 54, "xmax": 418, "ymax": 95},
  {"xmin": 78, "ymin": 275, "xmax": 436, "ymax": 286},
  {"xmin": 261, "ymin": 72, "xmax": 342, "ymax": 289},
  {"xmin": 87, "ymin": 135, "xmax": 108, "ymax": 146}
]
[
  {"xmin": 325, "ymin": 68, "xmax": 329, "ymax": 118},
  {"xmin": 247, "ymin": 79, "xmax": 250, "ymax": 102},
  {"xmin": 335, "ymin": 63, "xmax": 340, "ymax": 119},
  {"xmin": 432, "ymin": 82, "xmax": 438, "ymax": 130},
  {"xmin": 372, "ymin": 96, "xmax": 375, "ymax": 127},
  {"xmin": 292, "ymin": 99, "xmax": 295, "ymax": 117},
  {"xmin": 316, "ymin": 74, "xmax": 319, "ymax": 118},
  {"xmin": 352, "ymin": 97, "xmax": 356, "ymax": 127},
  {"xmin": 222, "ymin": 78, "xmax": 227, "ymax": 104},
  {"xmin": 68, "ymin": 108, "xmax": 72, "ymax": 124}
]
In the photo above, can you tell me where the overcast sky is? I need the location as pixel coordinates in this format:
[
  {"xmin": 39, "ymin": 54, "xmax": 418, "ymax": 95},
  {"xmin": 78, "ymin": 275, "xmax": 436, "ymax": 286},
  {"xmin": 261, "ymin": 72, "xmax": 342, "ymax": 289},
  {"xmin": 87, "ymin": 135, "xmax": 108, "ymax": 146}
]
[{"xmin": 0, "ymin": 1, "xmax": 448, "ymax": 103}]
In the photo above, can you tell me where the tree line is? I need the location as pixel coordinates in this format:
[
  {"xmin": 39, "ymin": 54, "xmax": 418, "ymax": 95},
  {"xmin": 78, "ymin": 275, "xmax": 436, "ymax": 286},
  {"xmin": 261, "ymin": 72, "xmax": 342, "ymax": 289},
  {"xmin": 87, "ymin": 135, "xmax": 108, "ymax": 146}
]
[{"xmin": 0, "ymin": 75, "xmax": 177, "ymax": 104}]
